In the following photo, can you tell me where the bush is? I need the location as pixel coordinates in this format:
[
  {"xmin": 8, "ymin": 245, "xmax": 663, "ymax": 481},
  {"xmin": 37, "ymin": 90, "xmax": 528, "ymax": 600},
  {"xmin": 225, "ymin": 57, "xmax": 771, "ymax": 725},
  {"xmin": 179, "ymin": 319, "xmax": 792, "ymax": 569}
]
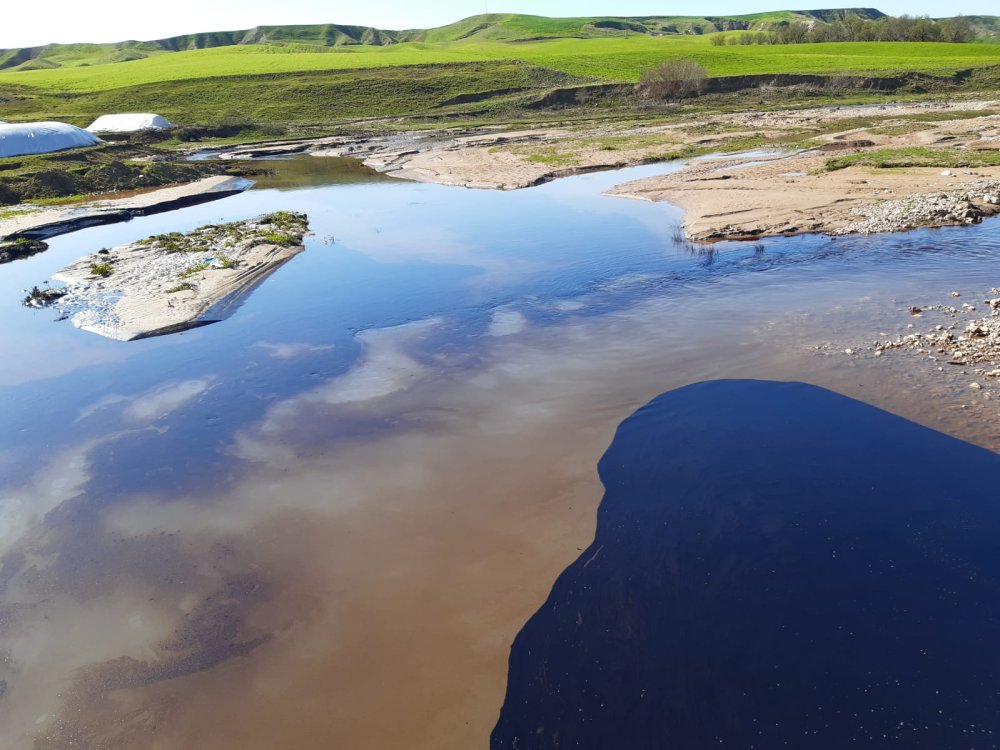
[
  {"xmin": 87, "ymin": 161, "xmax": 142, "ymax": 192},
  {"xmin": 26, "ymin": 170, "xmax": 78, "ymax": 199},
  {"xmin": 638, "ymin": 59, "xmax": 709, "ymax": 101},
  {"xmin": 0, "ymin": 182, "xmax": 20, "ymax": 206},
  {"xmin": 89, "ymin": 262, "xmax": 114, "ymax": 277},
  {"xmin": 174, "ymin": 119, "xmax": 287, "ymax": 143}
]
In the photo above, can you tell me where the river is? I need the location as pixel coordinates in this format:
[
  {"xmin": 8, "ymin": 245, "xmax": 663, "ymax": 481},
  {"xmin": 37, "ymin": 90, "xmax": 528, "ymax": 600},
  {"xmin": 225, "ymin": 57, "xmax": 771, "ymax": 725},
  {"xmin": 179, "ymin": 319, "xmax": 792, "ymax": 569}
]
[{"xmin": 2, "ymin": 156, "xmax": 1000, "ymax": 749}]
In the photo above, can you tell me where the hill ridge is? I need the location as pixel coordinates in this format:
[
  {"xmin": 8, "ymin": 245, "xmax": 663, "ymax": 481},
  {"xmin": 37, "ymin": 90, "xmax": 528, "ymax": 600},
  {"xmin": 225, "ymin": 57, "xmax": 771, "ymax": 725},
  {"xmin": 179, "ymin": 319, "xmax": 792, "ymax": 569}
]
[
  {"xmin": 0, "ymin": 9, "xmax": 895, "ymax": 71},
  {"xmin": 1, "ymin": 9, "xmax": 997, "ymax": 73}
]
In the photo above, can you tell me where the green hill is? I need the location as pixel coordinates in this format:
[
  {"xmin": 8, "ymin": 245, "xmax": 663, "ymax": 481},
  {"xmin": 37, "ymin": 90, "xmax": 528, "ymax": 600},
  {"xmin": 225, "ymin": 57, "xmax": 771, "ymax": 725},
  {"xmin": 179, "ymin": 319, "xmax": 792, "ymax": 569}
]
[
  {"xmin": 0, "ymin": 9, "xmax": 904, "ymax": 72},
  {"xmin": 0, "ymin": 8, "xmax": 998, "ymax": 131}
]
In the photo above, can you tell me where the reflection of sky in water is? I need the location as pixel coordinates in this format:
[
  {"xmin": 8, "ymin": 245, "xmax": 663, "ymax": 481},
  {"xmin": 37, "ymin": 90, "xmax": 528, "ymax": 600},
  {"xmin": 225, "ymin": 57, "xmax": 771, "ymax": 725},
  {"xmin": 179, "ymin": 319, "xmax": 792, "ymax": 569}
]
[
  {"xmin": 3, "ymin": 156, "xmax": 1000, "ymax": 749},
  {"xmin": 1, "ymin": 157, "xmax": 1000, "ymax": 491}
]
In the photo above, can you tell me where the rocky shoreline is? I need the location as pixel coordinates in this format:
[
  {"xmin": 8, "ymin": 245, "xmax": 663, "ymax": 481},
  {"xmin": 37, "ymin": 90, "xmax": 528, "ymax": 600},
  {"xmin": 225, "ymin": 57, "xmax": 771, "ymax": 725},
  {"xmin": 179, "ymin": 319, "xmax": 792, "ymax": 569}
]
[
  {"xmin": 839, "ymin": 181, "xmax": 1000, "ymax": 235},
  {"xmin": 37, "ymin": 211, "xmax": 309, "ymax": 341},
  {"xmin": 837, "ymin": 287, "xmax": 1000, "ymax": 403}
]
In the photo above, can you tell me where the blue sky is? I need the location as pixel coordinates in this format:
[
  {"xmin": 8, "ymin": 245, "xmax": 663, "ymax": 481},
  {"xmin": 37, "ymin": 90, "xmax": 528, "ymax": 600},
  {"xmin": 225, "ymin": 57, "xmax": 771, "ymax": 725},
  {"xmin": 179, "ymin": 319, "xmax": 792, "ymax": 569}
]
[{"xmin": 3, "ymin": 1, "xmax": 997, "ymax": 48}]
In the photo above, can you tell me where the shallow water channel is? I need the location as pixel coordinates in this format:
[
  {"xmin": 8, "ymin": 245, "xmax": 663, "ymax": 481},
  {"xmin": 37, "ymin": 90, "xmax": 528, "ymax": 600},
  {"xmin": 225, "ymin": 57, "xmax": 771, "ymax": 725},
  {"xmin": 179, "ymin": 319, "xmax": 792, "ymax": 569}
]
[{"xmin": 2, "ymin": 156, "xmax": 1000, "ymax": 749}]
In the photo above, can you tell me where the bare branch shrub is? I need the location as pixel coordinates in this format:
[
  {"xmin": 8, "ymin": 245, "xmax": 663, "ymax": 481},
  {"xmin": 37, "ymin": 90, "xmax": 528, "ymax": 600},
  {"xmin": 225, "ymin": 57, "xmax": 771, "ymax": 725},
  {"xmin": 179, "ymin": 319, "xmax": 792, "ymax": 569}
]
[{"xmin": 638, "ymin": 59, "xmax": 709, "ymax": 100}]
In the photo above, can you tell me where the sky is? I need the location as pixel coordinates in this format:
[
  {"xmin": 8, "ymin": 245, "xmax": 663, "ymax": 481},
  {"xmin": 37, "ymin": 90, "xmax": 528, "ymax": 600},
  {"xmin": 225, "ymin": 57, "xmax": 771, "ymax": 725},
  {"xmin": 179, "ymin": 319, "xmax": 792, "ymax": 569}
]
[{"xmin": 3, "ymin": 0, "xmax": 998, "ymax": 49}]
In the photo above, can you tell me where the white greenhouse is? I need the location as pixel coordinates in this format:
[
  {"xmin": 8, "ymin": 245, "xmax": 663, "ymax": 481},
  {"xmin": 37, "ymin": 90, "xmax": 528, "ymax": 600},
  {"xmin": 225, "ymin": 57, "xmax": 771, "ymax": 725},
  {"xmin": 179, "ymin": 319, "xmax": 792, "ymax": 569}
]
[
  {"xmin": 0, "ymin": 122, "xmax": 102, "ymax": 158},
  {"xmin": 87, "ymin": 113, "xmax": 174, "ymax": 133}
]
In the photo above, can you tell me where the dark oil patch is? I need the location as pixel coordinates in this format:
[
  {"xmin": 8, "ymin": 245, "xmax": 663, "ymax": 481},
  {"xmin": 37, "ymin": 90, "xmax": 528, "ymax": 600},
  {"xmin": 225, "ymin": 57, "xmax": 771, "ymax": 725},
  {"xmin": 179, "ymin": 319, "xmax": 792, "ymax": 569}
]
[{"xmin": 493, "ymin": 380, "xmax": 1000, "ymax": 750}]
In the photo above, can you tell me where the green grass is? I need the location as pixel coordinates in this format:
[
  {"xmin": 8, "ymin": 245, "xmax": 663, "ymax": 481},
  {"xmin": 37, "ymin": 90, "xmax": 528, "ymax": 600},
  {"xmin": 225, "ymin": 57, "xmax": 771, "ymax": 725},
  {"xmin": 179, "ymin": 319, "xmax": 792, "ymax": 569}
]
[
  {"xmin": 865, "ymin": 123, "xmax": 936, "ymax": 136},
  {"xmin": 826, "ymin": 146, "xmax": 1000, "ymax": 170},
  {"xmin": 88, "ymin": 261, "xmax": 113, "ymax": 277},
  {"xmin": 3, "ymin": 38, "xmax": 999, "ymax": 94},
  {"xmin": 179, "ymin": 261, "xmax": 210, "ymax": 278},
  {"xmin": 0, "ymin": 142, "xmax": 224, "ymax": 205},
  {"xmin": 0, "ymin": 10, "xmax": 907, "ymax": 74},
  {"xmin": 138, "ymin": 212, "xmax": 308, "ymax": 259},
  {"xmin": 0, "ymin": 14, "xmax": 999, "ymax": 150},
  {"xmin": 522, "ymin": 148, "xmax": 583, "ymax": 167},
  {"xmin": 0, "ymin": 61, "xmax": 581, "ymax": 126}
]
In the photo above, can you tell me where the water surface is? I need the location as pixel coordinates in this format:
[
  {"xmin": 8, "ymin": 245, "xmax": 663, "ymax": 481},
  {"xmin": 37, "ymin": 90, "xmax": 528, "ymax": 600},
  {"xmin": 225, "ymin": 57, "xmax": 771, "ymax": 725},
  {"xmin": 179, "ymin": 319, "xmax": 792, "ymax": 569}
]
[{"xmin": 1, "ymin": 156, "xmax": 1000, "ymax": 749}]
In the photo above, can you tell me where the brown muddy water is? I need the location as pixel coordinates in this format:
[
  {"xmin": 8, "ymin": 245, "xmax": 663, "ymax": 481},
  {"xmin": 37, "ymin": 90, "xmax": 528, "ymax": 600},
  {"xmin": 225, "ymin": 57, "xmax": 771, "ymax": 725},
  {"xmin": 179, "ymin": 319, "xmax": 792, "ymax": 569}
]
[{"xmin": 1, "ymin": 157, "xmax": 1000, "ymax": 749}]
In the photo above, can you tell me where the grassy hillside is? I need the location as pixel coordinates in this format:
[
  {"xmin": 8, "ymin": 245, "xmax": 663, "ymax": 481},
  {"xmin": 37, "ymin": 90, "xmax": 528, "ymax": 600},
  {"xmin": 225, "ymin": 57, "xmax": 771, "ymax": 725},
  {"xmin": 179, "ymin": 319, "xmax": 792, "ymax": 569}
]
[
  {"xmin": 3, "ymin": 36, "xmax": 999, "ymax": 95},
  {"xmin": 0, "ymin": 62, "xmax": 584, "ymax": 126},
  {"xmin": 0, "ymin": 9, "xmax": 915, "ymax": 73},
  {"xmin": 0, "ymin": 11, "xmax": 999, "ymax": 134}
]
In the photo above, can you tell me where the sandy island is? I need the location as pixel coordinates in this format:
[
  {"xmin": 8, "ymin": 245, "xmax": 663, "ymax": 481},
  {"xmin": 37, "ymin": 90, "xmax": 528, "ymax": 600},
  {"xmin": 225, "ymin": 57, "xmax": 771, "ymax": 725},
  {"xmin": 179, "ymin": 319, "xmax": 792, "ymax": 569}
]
[{"xmin": 40, "ymin": 211, "xmax": 309, "ymax": 341}]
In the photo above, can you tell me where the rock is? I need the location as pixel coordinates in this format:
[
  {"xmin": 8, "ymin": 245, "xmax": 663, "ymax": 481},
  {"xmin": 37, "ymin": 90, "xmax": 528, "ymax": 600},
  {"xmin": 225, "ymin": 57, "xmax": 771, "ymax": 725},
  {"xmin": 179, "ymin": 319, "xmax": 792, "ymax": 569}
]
[
  {"xmin": 951, "ymin": 291, "xmax": 961, "ymax": 298},
  {"xmin": 941, "ymin": 170, "xmax": 953, "ymax": 176},
  {"xmin": 909, "ymin": 306, "xmax": 922, "ymax": 315},
  {"xmin": 22, "ymin": 285, "xmax": 66, "ymax": 308},
  {"xmin": 970, "ymin": 382, "xmax": 983, "ymax": 390},
  {"xmin": 966, "ymin": 323, "xmax": 989, "ymax": 338},
  {"xmin": 0, "ymin": 238, "xmax": 49, "ymax": 265},
  {"xmin": 820, "ymin": 140, "xmax": 876, "ymax": 151}
]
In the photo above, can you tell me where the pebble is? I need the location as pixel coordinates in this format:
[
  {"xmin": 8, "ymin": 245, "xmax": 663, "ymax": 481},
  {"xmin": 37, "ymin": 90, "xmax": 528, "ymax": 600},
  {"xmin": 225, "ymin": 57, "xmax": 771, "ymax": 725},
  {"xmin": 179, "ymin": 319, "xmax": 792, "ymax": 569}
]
[
  {"xmin": 867, "ymin": 288, "xmax": 1000, "ymax": 372},
  {"xmin": 838, "ymin": 179, "xmax": 1000, "ymax": 235}
]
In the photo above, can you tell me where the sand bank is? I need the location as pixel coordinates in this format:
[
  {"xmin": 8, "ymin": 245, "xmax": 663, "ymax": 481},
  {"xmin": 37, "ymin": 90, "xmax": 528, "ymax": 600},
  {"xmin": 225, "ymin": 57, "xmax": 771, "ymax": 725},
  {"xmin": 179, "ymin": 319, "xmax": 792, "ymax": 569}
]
[{"xmin": 609, "ymin": 155, "xmax": 1000, "ymax": 241}]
